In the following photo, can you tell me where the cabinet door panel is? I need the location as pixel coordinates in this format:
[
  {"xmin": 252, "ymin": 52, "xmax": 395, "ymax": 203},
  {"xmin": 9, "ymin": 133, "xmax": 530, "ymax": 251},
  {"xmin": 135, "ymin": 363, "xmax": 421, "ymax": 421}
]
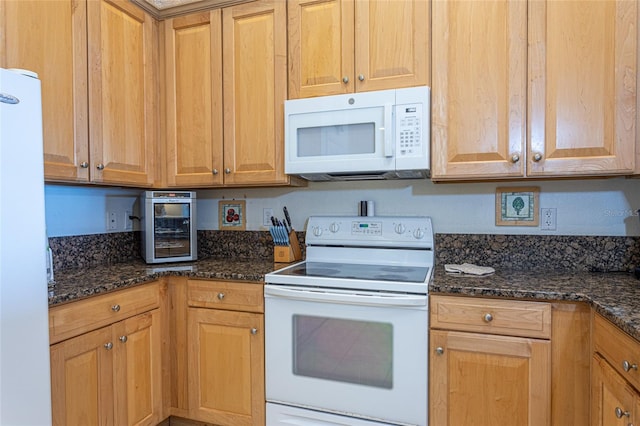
[
  {"xmin": 430, "ymin": 330, "xmax": 550, "ymax": 426},
  {"xmin": 222, "ymin": 1, "xmax": 288, "ymax": 185},
  {"xmin": 431, "ymin": 0, "xmax": 527, "ymax": 180},
  {"xmin": 164, "ymin": 11, "xmax": 223, "ymax": 187},
  {"xmin": 355, "ymin": 0, "xmax": 429, "ymax": 92},
  {"xmin": 88, "ymin": 0, "xmax": 156, "ymax": 186},
  {"xmin": 288, "ymin": 0, "xmax": 354, "ymax": 98},
  {"xmin": 50, "ymin": 327, "xmax": 114, "ymax": 426},
  {"xmin": 113, "ymin": 310, "xmax": 162, "ymax": 426},
  {"xmin": 528, "ymin": 0, "xmax": 636, "ymax": 176},
  {"xmin": 591, "ymin": 354, "xmax": 637, "ymax": 426},
  {"xmin": 0, "ymin": 0, "xmax": 89, "ymax": 182},
  {"xmin": 188, "ymin": 307, "xmax": 264, "ymax": 425}
]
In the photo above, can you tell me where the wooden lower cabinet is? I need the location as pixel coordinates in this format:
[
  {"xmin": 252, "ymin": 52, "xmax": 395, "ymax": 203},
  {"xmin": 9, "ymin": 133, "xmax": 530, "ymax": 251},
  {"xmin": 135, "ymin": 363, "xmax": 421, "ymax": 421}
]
[
  {"xmin": 430, "ymin": 329, "xmax": 551, "ymax": 425},
  {"xmin": 592, "ymin": 354, "xmax": 640, "ymax": 426},
  {"xmin": 50, "ymin": 309, "xmax": 163, "ymax": 426}
]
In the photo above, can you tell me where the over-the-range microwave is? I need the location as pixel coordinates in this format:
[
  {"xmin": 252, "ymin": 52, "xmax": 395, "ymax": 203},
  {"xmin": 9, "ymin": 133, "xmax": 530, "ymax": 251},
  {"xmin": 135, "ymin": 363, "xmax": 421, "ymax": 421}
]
[{"xmin": 284, "ymin": 86, "xmax": 430, "ymax": 181}]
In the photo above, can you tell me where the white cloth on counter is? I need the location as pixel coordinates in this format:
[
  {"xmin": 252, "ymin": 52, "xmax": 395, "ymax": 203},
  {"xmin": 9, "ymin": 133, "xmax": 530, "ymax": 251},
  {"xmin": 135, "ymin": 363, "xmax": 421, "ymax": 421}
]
[{"xmin": 444, "ymin": 263, "xmax": 495, "ymax": 276}]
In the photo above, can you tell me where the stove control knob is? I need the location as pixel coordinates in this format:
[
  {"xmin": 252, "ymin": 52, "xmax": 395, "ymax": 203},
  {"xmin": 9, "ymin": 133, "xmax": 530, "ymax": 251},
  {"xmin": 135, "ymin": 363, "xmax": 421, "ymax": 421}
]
[
  {"xmin": 312, "ymin": 226, "xmax": 323, "ymax": 237},
  {"xmin": 329, "ymin": 223, "xmax": 340, "ymax": 233},
  {"xmin": 413, "ymin": 228, "xmax": 425, "ymax": 239},
  {"xmin": 395, "ymin": 223, "xmax": 406, "ymax": 234}
]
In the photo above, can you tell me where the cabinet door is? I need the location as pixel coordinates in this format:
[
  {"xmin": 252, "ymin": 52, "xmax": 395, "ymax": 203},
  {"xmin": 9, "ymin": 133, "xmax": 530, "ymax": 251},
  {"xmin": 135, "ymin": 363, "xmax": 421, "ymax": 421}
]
[
  {"xmin": 528, "ymin": 0, "xmax": 637, "ymax": 176},
  {"xmin": 431, "ymin": 0, "xmax": 527, "ymax": 180},
  {"xmin": 222, "ymin": 0, "xmax": 288, "ymax": 186},
  {"xmin": 188, "ymin": 307, "xmax": 264, "ymax": 426},
  {"xmin": 164, "ymin": 11, "xmax": 224, "ymax": 187},
  {"xmin": 113, "ymin": 310, "xmax": 163, "ymax": 426},
  {"xmin": 287, "ymin": 0, "xmax": 354, "ymax": 98},
  {"xmin": 87, "ymin": 0, "xmax": 157, "ymax": 187},
  {"xmin": 0, "ymin": 0, "xmax": 90, "ymax": 182},
  {"xmin": 50, "ymin": 326, "xmax": 114, "ymax": 426},
  {"xmin": 354, "ymin": 0, "xmax": 429, "ymax": 92},
  {"xmin": 430, "ymin": 330, "xmax": 551, "ymax": 426},
  {"xmin": 592, "ymin": 354, "xmax": 638, "ymax": 426}
]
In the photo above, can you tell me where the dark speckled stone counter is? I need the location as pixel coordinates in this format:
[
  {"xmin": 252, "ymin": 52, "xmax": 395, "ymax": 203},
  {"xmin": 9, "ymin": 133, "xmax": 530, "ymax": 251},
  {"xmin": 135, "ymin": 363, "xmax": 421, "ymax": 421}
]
[
  {"xmin": 431, "ymin": 267, "xmax": 640, "ymax": 342},
  {"xmin": 48, "ymin": 258, "xmax": 278, "ymax": 306}
]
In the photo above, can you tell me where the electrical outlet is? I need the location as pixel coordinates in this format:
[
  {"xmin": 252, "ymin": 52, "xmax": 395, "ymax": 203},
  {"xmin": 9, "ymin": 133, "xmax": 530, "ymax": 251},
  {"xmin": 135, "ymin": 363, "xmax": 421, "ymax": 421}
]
[
  {"xmin": 124, "ymin": 210, "xmax": 133, "ymax": 231},
  {"xmin": 106, "ymin": 211, "xmax": 118, "ymax": 231},
  {"xmin": 263, "ymin": 208, "xmax": 274, "ymax": 226},
  {"xmin": 540, "ymin": 208, "xmax": 557, "ymax": 231}
]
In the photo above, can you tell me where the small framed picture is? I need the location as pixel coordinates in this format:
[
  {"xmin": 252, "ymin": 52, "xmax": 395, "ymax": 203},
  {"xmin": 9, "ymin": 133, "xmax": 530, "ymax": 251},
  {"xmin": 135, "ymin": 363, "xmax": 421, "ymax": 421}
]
[
  {"xmin": 495, "ymin": 187, "xmax": 540, "ymax": 226},
  {"xmin": 218, "ymin": 200, "xmax": 246, "ymax": 231}
]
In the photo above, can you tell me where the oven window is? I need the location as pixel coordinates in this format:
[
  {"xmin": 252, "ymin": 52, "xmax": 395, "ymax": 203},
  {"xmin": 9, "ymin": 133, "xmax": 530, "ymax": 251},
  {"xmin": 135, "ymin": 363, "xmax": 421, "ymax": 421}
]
[{"xmin": 292, "ymin": 315, "xmax": 393, "ymax": 389}]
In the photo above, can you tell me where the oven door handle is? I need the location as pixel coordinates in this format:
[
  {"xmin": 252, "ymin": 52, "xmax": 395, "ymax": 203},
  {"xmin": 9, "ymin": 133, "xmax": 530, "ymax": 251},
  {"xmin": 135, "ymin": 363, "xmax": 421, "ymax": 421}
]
[{"xmin": 264, "ymin": 285, "xmax": 427, "ymax": 307}]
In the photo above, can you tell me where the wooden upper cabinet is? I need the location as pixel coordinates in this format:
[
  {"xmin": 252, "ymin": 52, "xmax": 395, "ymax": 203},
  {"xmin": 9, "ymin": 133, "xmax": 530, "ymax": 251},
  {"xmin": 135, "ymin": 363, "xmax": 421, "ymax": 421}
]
[
  {"xmin": 0, "ymin": 0, "xmax": 90, "ymax": 183},
  {"xmin": 431, "ymin": 0, "xmax": 527, "ymax": 180},
  {"xmin": 528, "ymin": 0, "xmax": 637, "ymax": 177},
  {"xmin": 222, "ymin": 0, "xmax": 289, "ymax": 185},
  {"xmin": 87, "ymin": 0, "xmax": 157, "ymax": 187},
  {"xmin": 432, "ymin": 0, "xmax": 637, "ymax": 181},
  {"xmin": 288, "ymin": 0, "xmax": 429, "ymax": 98},
  {"xmin": 163, "ymin": 11, "xmax": 224, "ymax": 187}
]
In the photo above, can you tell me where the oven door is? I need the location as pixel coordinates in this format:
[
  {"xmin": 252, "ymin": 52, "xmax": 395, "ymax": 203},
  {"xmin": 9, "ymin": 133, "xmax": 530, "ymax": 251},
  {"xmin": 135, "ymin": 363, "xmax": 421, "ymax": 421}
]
[{"xmin": 264, "ymin": 285, "xmax": 428, "ymax": 426}]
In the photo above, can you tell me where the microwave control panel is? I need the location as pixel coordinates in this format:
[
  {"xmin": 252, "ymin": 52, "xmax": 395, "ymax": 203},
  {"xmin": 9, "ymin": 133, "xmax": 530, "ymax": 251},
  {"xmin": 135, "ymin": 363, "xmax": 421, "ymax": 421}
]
[{"xmin": 396, "ymin": 103, "xmax": 423, "ymax": 157}]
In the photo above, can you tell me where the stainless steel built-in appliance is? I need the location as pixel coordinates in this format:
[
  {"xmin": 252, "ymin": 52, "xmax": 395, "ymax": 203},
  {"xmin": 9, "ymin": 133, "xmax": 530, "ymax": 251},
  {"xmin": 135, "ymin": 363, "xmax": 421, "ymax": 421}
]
[
  {"xmin": 265, "ymin": 216, "xmax": 434, "ymax": 426},
  {"xmin": 284, "ymin": 86, "xmax": 430, "ymax": 181},
  {"xmin": 141, "ymin": 191, "xmax": 197, "ymax": 264}
]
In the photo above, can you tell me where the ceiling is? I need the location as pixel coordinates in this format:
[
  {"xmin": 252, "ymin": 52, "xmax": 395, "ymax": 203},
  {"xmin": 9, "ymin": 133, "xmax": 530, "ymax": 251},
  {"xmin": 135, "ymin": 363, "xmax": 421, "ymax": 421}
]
[{"xmin": 131, "ymin": 0, "xmax": 255, "ymax": 18}]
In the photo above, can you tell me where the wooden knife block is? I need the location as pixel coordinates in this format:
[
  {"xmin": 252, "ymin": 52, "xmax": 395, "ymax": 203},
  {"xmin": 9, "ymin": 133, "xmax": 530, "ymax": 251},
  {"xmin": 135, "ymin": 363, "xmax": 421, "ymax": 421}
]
[{"xmin": 273, "ymin": 231, "xmax": 302, "ymax": 263}]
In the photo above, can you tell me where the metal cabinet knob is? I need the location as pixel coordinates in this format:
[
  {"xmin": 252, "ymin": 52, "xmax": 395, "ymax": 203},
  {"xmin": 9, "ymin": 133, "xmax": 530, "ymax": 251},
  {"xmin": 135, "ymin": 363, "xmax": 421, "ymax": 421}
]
[
  {"xmin": 224, "ymin": 168, "xmax": 231, "ymax": 174},
  {"xmin": 615, "ymin": 407, "xmax": 630, "ymax": 418},
  {"xmin": 119, "ymin": 335, "xmax": 128, "ymax": 343},
  {"xmin": 484, "ymin": 313, "xmax": 493, "ymax": 323},
  {"xmin": 80, "ymin": 161, "xmax": 89, "ymax": 168},
  {"xmin": 435, "ymin": 347, "xmax": 444, "ymax": 355},
  {"xmin": 104, "ymin": 342, "xmax": 113, "ymax": 350},
  {"xmin": 251, "ymin": 328, "xmax": 258, "ymax": 335},
  {"xmin": 212, "ymin": 169, "xmax": 219, "ymax": 175},
  {"xmin": 623, "ymin": 360, "xmax": 638, "ymax": 372},
  {"xmin": 532, "ymin": 153, "xmax": 543, "ymax": 162},
  {"xmin": 217, "ymin": 293, "xmax": 225, "ymax": 300},
  {"xmin": 342, "ymin": 76, "xmax": 349, "ymax": 84},
  {"xmin": 111, "ymin": 304, "xmax": 121, "ymax": 312},
  {"xmin": 358, "ymin": 74, "xmax": 365, "ymax": 81},
  {"xmin": 96, "ymin": 163, "xmax": 105, "ymax": 170},
  {"xmin": 511, "ymin": 154, "xmax": 520, "ymax": 163}
]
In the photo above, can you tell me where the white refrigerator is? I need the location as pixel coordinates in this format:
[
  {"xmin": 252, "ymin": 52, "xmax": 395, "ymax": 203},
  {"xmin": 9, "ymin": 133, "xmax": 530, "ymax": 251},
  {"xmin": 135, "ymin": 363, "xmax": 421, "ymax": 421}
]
[{"xmin": 0, "ymin": 68, "xmax": 52, "ymax": 424}]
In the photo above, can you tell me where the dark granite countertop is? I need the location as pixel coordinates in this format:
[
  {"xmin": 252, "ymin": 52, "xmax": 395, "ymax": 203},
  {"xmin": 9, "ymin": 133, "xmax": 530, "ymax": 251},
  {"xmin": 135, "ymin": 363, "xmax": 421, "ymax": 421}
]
[{"xmin": 49, "ymin": 259, "xmax": 640, "ymax": 343}]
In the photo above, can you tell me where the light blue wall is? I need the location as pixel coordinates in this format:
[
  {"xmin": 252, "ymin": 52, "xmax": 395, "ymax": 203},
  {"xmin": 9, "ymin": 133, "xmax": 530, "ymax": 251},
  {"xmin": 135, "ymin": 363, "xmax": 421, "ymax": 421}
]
[{"xmin": 45, "ymin": 178, "xmax": 640, "ymax": 237}]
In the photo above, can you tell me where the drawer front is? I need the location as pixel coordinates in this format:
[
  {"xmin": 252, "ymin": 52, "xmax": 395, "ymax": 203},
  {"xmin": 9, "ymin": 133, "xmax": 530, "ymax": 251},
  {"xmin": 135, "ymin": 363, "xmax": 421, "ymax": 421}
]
[
  {"xmin": 49, "ymin": 281, "xmax": 160, "ymax": 344},
  {"xmin": 594, "ymin": 313, "xmax": 640, "ymax": 391},
  {"xmin": 430, "ymin": 295, "xmax": 551, "ymax": 339},
  {"xmin": 187, "ymin": 279, "xmax": 263, "ymax": 313}
]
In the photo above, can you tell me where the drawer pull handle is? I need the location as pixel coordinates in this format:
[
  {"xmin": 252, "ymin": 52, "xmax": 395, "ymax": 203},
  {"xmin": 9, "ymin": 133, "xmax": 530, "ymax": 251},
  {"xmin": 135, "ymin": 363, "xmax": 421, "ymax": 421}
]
[
  {"xmin": 483, "ymin": 313, "xmax": 493, "ymax": 323},
  {"xmin": 104, "ymin": 342, "xmax": 113, "ymax": 350},
  {"xmin": 435, "ymin": 347, "xmax": 444, "ymax": 355},
  {"xmin": 623, "ymin": 360, "xmax": 638, "ymax": 372},
  {"xmin": 615, "ymin": 407, "xmax": 630, "ymax": 418},
  {"xmin": 111, "ymin": 304, "xmax": 121, "ymax": 312},
  {"xmin": 251, "ymin": 328, "xmax": 258, "ymax": 335},
  {"xmin": 217, "ymin": 293, "xmax": 225, "ymax": 300},
  {"xmin": 119, "ymin": 335, "xmax": 128, "ymax": 343}
]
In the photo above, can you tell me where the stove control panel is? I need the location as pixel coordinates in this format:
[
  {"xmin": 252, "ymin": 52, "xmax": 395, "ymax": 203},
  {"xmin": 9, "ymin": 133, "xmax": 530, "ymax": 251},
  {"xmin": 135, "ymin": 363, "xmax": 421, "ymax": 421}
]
[{"xmin": 306, "ymin": 216, "xmax": 434, "ymax": 249}]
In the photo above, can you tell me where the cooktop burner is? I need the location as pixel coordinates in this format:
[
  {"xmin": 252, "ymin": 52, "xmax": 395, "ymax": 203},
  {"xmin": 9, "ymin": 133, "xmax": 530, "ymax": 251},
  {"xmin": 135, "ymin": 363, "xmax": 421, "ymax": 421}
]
[{"xmin": 280, "ymin": 261, "xmax": 429, "ymax": 283}]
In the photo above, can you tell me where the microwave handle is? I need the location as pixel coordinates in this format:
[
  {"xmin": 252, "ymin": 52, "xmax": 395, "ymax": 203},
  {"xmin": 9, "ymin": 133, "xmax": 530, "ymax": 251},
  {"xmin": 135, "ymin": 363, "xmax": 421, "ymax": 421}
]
[{"xmin": 384, "ymin": 103, "xmax": 393, "ymax": 157}]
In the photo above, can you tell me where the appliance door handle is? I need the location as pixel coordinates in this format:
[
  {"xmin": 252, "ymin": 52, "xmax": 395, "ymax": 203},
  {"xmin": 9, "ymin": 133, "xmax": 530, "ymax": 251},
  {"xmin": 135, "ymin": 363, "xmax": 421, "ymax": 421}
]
[
  {"xmin": 264, "ymin": 285, "xmax": 427, "ymax": 307},
  {"xmin": 383, "ymin": 103, "xmax": 394, "ymax": 158}
]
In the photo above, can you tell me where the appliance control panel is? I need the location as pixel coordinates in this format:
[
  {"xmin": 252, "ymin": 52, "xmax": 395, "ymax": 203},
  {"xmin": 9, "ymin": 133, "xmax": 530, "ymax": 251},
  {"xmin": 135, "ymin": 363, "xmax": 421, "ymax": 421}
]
[
  {"xmin": 395, "ymin": 103, "xmax": 423, "ymax": 158},
  {"xmin": 307, "ymin": 216, "xmax": 434, "ymax": 249}
]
